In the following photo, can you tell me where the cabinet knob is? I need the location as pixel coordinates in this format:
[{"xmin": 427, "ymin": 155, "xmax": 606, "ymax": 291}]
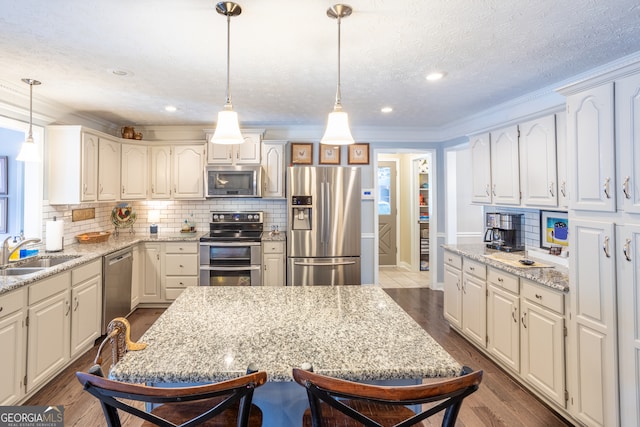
[
  {"xmin": 603, "ymin": 177, "xmax": 611, "ymax": 199},
  {"xmin": 549, "ymin": 182, "xmax": 555, "ymax": 197},
  {"xmin": 560, "ymin": 181, "xmax": 567, "ymax": 197},
  {"xmin": 603, "ymin": 236, "xmax": 611, "ymax": 258},
  {"xmin": 623, "ymin": 238, "xmax": 632, "ymax": 262},
  {"xmin": 623, "ymin": 176, "xmax": 631, "ymax": 199},
  {"xmin": 535, "ymin": 294, "xmax": 542, "ymax": 300}
]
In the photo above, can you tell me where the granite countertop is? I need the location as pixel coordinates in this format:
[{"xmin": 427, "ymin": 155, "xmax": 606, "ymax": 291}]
[
  {"xmin": 0, "ymin": 231, "xmax": 204, "ymax": 296},
  {"xmin": 261, "ymin": 231, "xmax": 286, "ymax": 242},
  {"xmin": 442, "ymin": 244, "xmax": 569, "ymax": 292},
  {"xmin": 109, "ymin": 286, "xmax": 461, "ymax": 384}
]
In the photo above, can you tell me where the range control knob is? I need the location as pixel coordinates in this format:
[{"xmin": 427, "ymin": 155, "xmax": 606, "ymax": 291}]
[
  {"xmin": 219, "ymin": 214, "xmax": 225, "ymax": 220},
  {"xmin": 213, "ymin": 215, "xmax": 219, "ymax": 220}
]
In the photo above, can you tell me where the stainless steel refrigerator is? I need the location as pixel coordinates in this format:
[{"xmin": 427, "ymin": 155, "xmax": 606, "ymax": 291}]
[{"xmin": 287, "ymin": 166, "xmax": 361, "ymax": 285}]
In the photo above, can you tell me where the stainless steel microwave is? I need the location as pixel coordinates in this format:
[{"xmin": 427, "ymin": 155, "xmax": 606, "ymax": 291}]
[{"xmin": 205, "ymin": 166, "xmax": 262, "ymax": 198}]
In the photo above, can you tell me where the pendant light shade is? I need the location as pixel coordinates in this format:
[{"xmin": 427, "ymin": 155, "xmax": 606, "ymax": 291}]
[
  {"xmin": 17, "ymin": 78, "xmax": 41, "ymax": 162},
  {"xmin": 210, "ymin": 2, "xmax": 244, "ymax": 145},
  {"xmin": 321, "ymin": 4, "xmax": 355, "ymax": 146}
]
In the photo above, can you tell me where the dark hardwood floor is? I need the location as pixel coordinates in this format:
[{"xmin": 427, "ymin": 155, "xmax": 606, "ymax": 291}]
[{"xmin": 25, "ymin": 289, "xmax": 575, "ymax": 426}]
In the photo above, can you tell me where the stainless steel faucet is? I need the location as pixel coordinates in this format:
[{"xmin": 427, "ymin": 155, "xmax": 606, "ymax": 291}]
[{"xmin": 1, "ymin": 236, "xmax": 41, "ymax": 265}]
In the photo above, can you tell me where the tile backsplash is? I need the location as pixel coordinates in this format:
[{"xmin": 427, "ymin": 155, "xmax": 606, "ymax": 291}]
[{"xmin": 42, "ymin": 199, "xmax": 287, "ymax": 246}]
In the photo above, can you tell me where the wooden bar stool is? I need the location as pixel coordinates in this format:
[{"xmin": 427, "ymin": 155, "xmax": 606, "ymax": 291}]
[{"xmin": 292, "ymin": 365, "xmax": 482, "ymax": 427}]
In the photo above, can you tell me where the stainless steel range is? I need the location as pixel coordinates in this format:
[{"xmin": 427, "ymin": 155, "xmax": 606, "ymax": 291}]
[{"xmin": 199, "ymin": 212, "xmax": 263, "ymax": 286}]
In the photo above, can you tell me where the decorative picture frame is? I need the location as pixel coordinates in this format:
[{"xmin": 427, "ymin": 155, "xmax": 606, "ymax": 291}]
[
  {"xmin": 540, "ymin": 210, "xmax": 569, "ymax": 249},
  {"xmin": 348, "ymin": 143, "xmax": 370, "ymax": 165},
  {"xmin": 0, "ymin": 198, "xmax": 6, "ymax": 233},
  {"xmin": 0, "ymin": 156, "xmax": 7, "ymax": 195},
  {"xmin": 290, "ymin": 143, "xmax": 314, "ymax": 165},
  {"xmin": 319, "ymin": 144, "xmax": 341, "ymax": 165}
]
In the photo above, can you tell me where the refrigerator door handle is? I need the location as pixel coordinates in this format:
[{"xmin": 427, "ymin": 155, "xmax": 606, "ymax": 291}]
[
  {"xmin": 320, "ymin": 181, "xmax": 326, "ymax": 245},
  {"xmin": 294, "ymin": 260, "xmax": 357, "ymax": 266},
  {"xmin": 324, "ymin": 181, "xmax": 331, "ymax": 245}
]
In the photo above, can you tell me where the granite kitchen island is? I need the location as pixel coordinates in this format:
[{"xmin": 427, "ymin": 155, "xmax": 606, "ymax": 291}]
[{"xmin": 110, "ymin": 286, "xmax": 461, "ymax": 425}]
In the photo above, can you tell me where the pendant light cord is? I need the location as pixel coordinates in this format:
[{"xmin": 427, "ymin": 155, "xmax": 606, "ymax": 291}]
[
  {"xmin": 334, "ymin": 15, "xmax": 343, "ymax": 110},
  {"xmin": 28, "ymin": 82, "xmax": 34, "ymax": 139},
  {"xmin": 224, "ymin": 13, "xmax": 232, "ymax": 109}
]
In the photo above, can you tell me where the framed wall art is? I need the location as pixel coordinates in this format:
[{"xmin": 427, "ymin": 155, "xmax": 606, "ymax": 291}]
[
  {"xmin": 540, "ymin": 210, "xmax": 569, "ymax": 249},
  {"xmin": 319, "ymin": 144, "xmax": 341, "ymax": 165},
  {"xmin": 0, "ymin": 198, "xmax": 6, "ymax": 233},
  {"xmin": 0, "ymin": 156, "xmax": 7, "ymax": 195},
  {"xmin": 290, "ymin": 143, "xmax": 313, "ymax": 165},
  {"xmin": 348, "ymin": 143, "xmax": 369, "ymax": 165}
]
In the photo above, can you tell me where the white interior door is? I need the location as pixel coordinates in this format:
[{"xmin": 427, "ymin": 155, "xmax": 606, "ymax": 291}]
[{"xmin": 378, "ymin": 161, "xmax": 397, "ymax": 266}]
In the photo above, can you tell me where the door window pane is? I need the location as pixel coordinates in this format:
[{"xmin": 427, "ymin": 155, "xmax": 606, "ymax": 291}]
[{"xmin": 377, "ymin": 166, "xmax": 391, "ymax": 215}]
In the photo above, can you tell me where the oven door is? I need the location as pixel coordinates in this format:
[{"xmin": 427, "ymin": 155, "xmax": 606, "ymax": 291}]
[{"xmin": 199, "ymin": 241, "xmax": 262, "ymax": 286}]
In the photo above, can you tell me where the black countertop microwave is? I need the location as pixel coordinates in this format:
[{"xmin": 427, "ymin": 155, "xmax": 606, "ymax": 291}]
[{"xmin": 205, "ymin": 166, "xmax": 263, "ymax": 198}]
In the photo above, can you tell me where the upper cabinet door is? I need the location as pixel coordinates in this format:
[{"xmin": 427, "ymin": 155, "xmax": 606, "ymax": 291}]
[
  {"xmin": 150, "ymin": 146, "xmax": 171, "ymax": 199},
  {"xmin": 490, "ymin": 125, "xmax": 520, "ymax": 205},
  {"xmin": 97, "ymin": 137, "xmax": 121, "ymax": 201},
  {"xmin": 235, "ymin": 133, "xmax": 262, "ymax": 164},
  {"xmin": 261, "ymin": 141, "xmax": 285, "ymax": 198},
  {"xmin": 80, "ymin": 132, "xmax": 99, "ymax": 202},
  {"xmin": 121, "ymin": 144, "xmax": 148, "ymax": 200},
  {"xmin": 470, "ymin": 133, "xmax": 492, "ymax": 204},
  {"xmin": 567, "ymin": 83, "xmax": 615, "ymax": 212},
  {"xmin": 520, "ymin": 115, "xmax": 558, "ymax": 207},
  {"xmin": 173, "ymin": 145, "xmax": 205, "ymax": 199},
  {"xmin": 616, "ymin": 73, "xmax": 640, "ymax": 214},
  {"xmin": 555, "ymin": 112, "xmax": 569, "ymax": 209}
]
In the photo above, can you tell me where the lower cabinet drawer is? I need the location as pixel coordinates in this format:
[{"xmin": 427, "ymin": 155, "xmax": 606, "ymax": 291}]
[
  {"xmin": 444, "ymin": 251, "xmax": 462, "ymax": 269},
  {"xmin": 521, "ymin": 279, "xmax": 564, "ymax": 314},
  {"xmin": 165, "ymin": 254, "xmax": 198, "ymax": 275},
  {"xmin": 0, "ymin": 288, "xmax": 24, "ymax": 318},
  {"xmin": 165, "ymin": 288, "xmax": 185, "ymax": 300},
  {"xmin": 165, "ymin": 276, "xmax": 198, "ymax": 288},
  {"xmin": 487, "ymin": 267, "xmax": 519, "ymax": 294},
  {"xmin": 463, "ymin": 258, "xmax": 486, "ymax": 280},
  {"xmin": 263, "ymin": 241, "xmax": 284, "ymax": 254}
]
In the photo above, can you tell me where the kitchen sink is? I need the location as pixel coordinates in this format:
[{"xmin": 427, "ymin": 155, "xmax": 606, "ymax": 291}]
[
  {"xmin": 2, "ymin": 267, "xmax": 46, "ymax": 276},
  {"xmin": 18, "ymin": 255, "xmax": 82, "ymax": 268}
]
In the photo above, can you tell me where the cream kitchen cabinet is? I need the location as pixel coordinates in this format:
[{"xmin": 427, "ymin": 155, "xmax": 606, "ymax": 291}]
[
  {"xmin": 261, "ymin": 141, "xmax": 286, "ymax": 199},
  {"xmin": 443, "ymin": 251, "xmax": 463, "ymax": 329},
  {"xmin": 470, "ymin": 133, "xmax": 492, "ymax": 204},
  {"xmin": 48, "ymin": 126, "xmax": 121, "ymax": 204},
  {"xmin": 461, "ymin": 258, "xmax": 487, "ymax": 349},
  {"xmin": 207, "ymin": 132, "xmax": 262, "ymax": 165},
  {"xmin": 121, "ymin": 143, "xmax": 148, "ymax": 200},
  {"xmin": 616, "ymin": 72, "xmax": 640, "ymax": 214},
  {"xmin": 26, "ymin": 272, "xmax": 71, "ymax": 393},
  {"xmin": 568, "ymin": 218, "xmax": 618, "ymax": 427},
  {"xmin": 0, "ymin": 288, "xmax": 26, "ymax": 405},
  {"xmin": 617, "ymin": 224, "xmax": 640, "ymax": 426},
  {"xmin": 487, "ymin": 267, "xmax": 520, "ymax": 373},
  {"xmin": 150, "ymin": 145, "xmax": 205, "ymax": 200},
  {"xmin": 555, "ymin": 112, "xmax": 569, "ymax": 209},
  {"xmin": 520, "ymin": 279, "xmax": 566, "ymax": 409},
  {"xmin": 131, "ymin": 244, "xmax": 142, "ymax": 310},
  {"xmin": 70, "ymin": 259, "xmax": 102, "ymax": 359},
  {"xmin": 490, "ymin": 125, "xmax": 520, "ymax": 205},
  {"xmin": 262, "ymin": 240, "xmax": 285, "ymax": 286},
  {"xmin": 566, "ymin": 83, "xmax": 616, "ymax": 212},
  {"xmin": 519, "ymin": 115, "xmax": 558, "ymax": 207},
  {"xmin": 98, "ymin": 137, "xmax": 121, "ymax": 201},
  {"xmin": 140, "ymin": 242, "xmax": 162, "ymax": 303},
  {"xmin": 163, "ymin": 242, "xmax": 199, "ymax": 300}
]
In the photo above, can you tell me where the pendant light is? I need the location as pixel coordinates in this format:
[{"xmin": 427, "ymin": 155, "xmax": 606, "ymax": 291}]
[
  {"xmin": 321, "ymin": 4, "xmax": 355, "ymax": 146},
  {"xmin": 17, "ymin": 78, "xmax": 41, "ymax": 162},
  {"xmin": 210, "ymin": 2, "xmax": 244, "ymax": 145}
]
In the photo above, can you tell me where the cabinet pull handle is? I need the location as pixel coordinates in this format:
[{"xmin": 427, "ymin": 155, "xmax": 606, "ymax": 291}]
[
  {"xmin": 485, "ymin": 184, "xmax": 490, "ymax": 197},
  {"xmin": 455, "ymin": 279, "xmax": 460, "ymax": 291},
  {"xmin": 462, "ymin": 280, "xmax": 466, "ymax": 294},
  {"xmin": 497, "ymin": 277, "xmax": 503, "ymax": 282},
  {"xmin": 603, "ymin": 177, "xmax": 611, "ymax": 199},
  {"xmin": 549, "ymin": 183, "xmax": 555, "ymax": 197},
  {"xmin": 535, "ymin": 293, "xmax": 542, "ymax": 300},
  {"xmin": 99, "ymin": 184, "xmax": 103, "ymax": 194},
  {"xmin": 469, "ymin": 266, "xmax": 475, "ymax": 271},
  {"xmin": 560, "ymin": 181, "xmax": 566, "ymax": 197},
  {"xmin": 623, "ymin": 176, "xmax": 631, "ymax": 199},
  {"xmin": 603, "ymin": 236, "xmax": 611, "ymax": 258},
  {"xmin": 492, "ymin": 184, "xmax": 497, "ymax": 197},
  {"xmin": 179, "ymin": 264, "xmax": 184, "ymax": 268},
  {"xmin": 512, "ymin": 307, "xmax": 517, "ymax": 323},
  {"xmin": 73, "ymin": 296, "xmax": 79, "ymax": 311},
  {"xmin": 65, "ymin": 300, "xmax": 71, "ymax": 316},
  {"xmin": 521, "ymin": 312, "xmax": 527, "ymax": 329},
  {"xmin": 624, "ymin": 238, "xmax": 632, "ymax": 262},
  {"xmin": 0, "ymin": 306, "xmax": 3, "ymax": 313}
]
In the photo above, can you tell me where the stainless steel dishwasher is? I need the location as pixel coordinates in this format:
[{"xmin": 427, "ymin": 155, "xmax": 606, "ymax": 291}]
[{"xmin": 102, "ymin": 247, "xmax": 133, "ymax": 334}]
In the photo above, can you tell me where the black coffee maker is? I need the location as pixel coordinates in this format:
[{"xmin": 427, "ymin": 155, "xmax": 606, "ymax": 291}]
[{"xmin": 484, "ymin": 212, "xmax": 524, "ymax": 252}]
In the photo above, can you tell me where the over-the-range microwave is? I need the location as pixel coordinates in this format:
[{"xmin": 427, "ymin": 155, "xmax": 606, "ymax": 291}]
[{"xmin": 205, "ymin": 165, "xmax": 262, "ymax": 198}]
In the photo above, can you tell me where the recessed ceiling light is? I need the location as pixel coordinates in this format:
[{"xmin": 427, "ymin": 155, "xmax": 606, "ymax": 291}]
[
  {"xmin": 426, "ymin": 72, "xmax": 445, "ymax": 81},
  {"xmin": 164, "ymin": 105, "xmax": 177, "ymax": 112},
  {"xmin": 108, "ymin": 68, "xmax": 133, "ymax": 77},
  {"xmin": 381, "ymin": 106, "xmax": 393, "ymax": 113}
]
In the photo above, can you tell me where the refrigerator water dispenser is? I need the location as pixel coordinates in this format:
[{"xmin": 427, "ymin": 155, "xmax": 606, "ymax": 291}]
[{"xmin": 291, "ymin": 196, "xmax": 312, "ymax": 230}]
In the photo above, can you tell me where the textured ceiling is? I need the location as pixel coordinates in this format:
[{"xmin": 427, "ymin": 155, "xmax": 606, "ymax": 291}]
[{"xmin": 1, "ymin": 0, "xmax": 640, "ymax": 130}]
